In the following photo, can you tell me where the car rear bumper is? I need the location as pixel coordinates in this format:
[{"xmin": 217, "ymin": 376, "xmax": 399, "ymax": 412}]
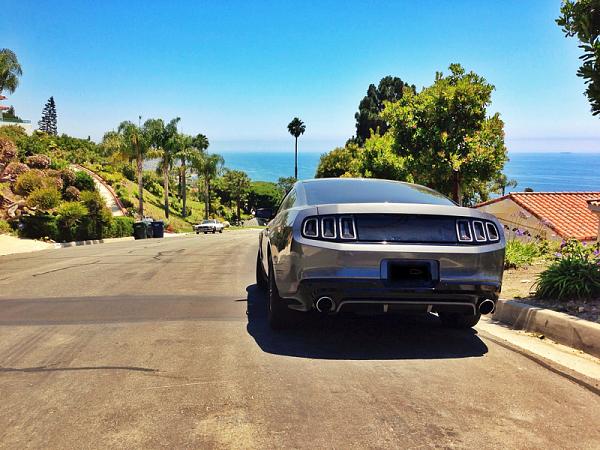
[{"xmin": 273, "ymin": 238, "xmax": 504, "ymax": 314}]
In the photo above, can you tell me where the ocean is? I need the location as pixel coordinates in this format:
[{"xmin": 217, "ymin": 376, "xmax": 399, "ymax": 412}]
[{"xmin": 218, "ymin": 151, "xmax": 600, "ymax": 193}]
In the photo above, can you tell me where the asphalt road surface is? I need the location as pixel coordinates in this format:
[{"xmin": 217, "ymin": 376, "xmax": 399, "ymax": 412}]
[{"xmin": 1, "ymin": 230, "xmax": 599, "ymax": 449}]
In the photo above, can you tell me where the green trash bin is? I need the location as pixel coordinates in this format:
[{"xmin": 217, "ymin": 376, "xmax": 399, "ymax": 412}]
[
  {"xmin": 133, "ymin": 221, "xmax": 147, "ymax": 239},
  {"xmin": 151, "ymin": 221, "xmax": 164, "ymax": 238}
]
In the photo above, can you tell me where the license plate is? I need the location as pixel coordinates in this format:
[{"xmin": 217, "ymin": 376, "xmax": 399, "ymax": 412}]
[{"xmin": 386, "ymin": 260, "xmax": 435, "ymax": 286}]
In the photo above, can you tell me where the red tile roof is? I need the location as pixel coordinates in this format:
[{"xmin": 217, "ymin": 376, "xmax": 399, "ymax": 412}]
[{"xmin": 477, "ymin": 192, "xmax": 600, "ymax": 240}]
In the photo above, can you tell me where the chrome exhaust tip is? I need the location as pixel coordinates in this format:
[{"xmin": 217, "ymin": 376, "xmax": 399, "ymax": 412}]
[
  {"xmin": 315, "ymin": 296, "xmax": 335, "ymax": 314},
  {"xmin": 478, "ymin": 299, "xmax": 495, "ymax": 315}
]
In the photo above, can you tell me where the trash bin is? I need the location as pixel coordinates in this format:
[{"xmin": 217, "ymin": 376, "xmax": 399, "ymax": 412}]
[
  {"xmin": 133, "ymin": 221, "xmax": 147, "ymax": 240},
  {"xmin": 151, "ymin": 221, "xmax": 164, "ymax": 238},
  {"xmin": 142, "ymin": 218, "xmax": 154, "ymax": 238}
]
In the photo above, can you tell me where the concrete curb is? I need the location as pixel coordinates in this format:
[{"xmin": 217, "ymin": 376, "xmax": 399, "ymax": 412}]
[
  {"xmin": 54, "ymin": 237, "xmax": 134, "ymax": 248},
  {"xmin": 493, "ymin": 299, "xmax": 600, "ymax": 359}
]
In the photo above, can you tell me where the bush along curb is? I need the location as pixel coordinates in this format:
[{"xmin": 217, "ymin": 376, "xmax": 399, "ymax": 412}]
[
  {"xmin": 53, "ymin": 236, "xmax": 133, "ymax": 248},
  {"xmin": 493, "ymin": 299, "xmax": 600, "ymax": 359}
]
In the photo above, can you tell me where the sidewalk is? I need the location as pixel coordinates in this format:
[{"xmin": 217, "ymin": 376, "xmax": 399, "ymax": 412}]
[{"xmin": 0, "ymin": 234, "xmax": 54, "ymax": 256}]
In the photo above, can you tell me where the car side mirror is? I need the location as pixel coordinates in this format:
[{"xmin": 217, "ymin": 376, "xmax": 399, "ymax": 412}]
[{"xmin": 255, "ymin": 207, "xmax": 274, "ymax": 220}]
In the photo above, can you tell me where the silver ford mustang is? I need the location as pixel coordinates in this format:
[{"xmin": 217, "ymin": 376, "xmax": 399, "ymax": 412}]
[{"xmin": 256, "ymin": 178, "xmax": 505, "ymax": 329}]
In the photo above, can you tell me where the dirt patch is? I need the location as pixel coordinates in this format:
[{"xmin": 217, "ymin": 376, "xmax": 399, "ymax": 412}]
[
  {"xmin": 501, "ymin": 261, "xmax": 600, "ymax": 323},
  {"xmin": 501, "ymin": 262, "xmax": 548, "ymax": 300}
]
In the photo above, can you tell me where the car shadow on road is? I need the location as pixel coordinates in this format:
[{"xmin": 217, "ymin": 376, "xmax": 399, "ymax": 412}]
[{"xmin": 246, "ymin": 284, "xmax": 488, "ymax": 360}]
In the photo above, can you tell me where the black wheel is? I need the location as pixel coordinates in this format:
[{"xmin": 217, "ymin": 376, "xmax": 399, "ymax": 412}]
[
  {"xmin": 196, "ymin": 231, "xmax": 199, "ymax": 234},
  {"xmin": 219, "ymin": 229, "xmax": 223, "ymax": 233},
  {"xmin": 267, "ymin": 259, "xmax": 294, "ymax": 330},
  {"xmin": 212, "ymin": 229, "xmax": 216, "ymax": 234},
  {"xmin": 439, "ymin": 312, "xmax": 481, "ymax": 329},
  {"xmin": 256, "ymin": 252, "xmax": 267, "ymax": 290},
  {"xmin": 204, "ymin": 231, "xmax": 208, "ymax": 234}
]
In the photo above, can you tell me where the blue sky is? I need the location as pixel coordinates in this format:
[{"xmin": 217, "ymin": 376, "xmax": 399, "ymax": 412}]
[{"xmin": 4, "ymin": 0, "xmax": 599, "ymax": 152}]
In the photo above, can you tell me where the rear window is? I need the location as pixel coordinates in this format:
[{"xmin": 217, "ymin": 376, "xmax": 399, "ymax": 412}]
[{"xmin": 303, "ymin": 179, "xmax": 454, "ymax": 206}]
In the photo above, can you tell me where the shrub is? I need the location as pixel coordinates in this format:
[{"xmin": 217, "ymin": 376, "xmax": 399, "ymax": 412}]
[
  {"xmin": 57, "ymin": 201, "xmax": 88, "ymax": 241},
  {"xmin": 504, "ymin": 240, "xmax": 541, "ymax": 269},
  {"xmin": 3, "ymin": 161, "xmax": 29, "ymax": 178},
  {"xmin": 59, "ymin": 168, "xmax": 76, "ymax": 187},
  {"xmin": 64, "ymin": 185, "xmax": 81, "ymax": 201},
  {"xmin": 26, "ymin": 154, "xmax": 51, "ymax": 169},
  {"xmin": 534, "ymin": 239, "xmax": 600, "ymax": 300},
  {"xmin": 13, "ymin": 170, "xmax": 45, "ymax": 196},
  {"xmin": 0, "ymin": 219, "xmax": 13, "ymax": 234},
  {"xmin": 121, "ymin": 164, "xmax": 136, "ymax": 181},
  {"xmin": 19, "ymin": 214, "xmax": 59, "ymax": 240},
  {"xmin": 26, "ymin": 187, "xmax": 61, "ymax": 210},
  {"xmin": 0, "ymin": 138, "xmax": 17, "ymax": 164},
  {"xmin": 78, "ymin": 190, "xmax": 112, "ymax": 239},
  {"xmin": 105, "ymin": 216, "xmax": 134, "ymax": 238},
  {"xmin": 73, "ymin": 171, "xmax": 96, "ymax": 192}
]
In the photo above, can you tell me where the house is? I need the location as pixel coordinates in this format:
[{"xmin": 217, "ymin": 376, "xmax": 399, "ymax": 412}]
[
  {"xmin": 588, "ymin": 199, "xmax": 600, "ymax": 241},
  {"xmin": 0, "ymin": 95, "xmax": 33, "ymax": 135},
  {"xmin": 476, "ymin": 192, "xmax": 600, "ymax": 243}
]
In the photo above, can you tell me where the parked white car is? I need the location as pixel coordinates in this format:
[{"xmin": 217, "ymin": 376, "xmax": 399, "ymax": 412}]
[{"xmin": 194, "ymin": 219, "xmax": 225, "ymax": 234}]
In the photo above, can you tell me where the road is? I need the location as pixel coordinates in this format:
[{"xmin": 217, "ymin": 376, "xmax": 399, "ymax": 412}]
[{"xmin": 0, "ymin": 230, "xmax": 598, "ymax": 449}]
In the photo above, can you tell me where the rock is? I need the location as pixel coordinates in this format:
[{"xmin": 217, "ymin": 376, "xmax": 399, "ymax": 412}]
[{"xmin": 578, "ymin": 306, "xmax": 585, "ymax": 313}]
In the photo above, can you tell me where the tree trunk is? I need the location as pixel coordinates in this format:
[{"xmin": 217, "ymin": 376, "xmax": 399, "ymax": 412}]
[
  {"xmin": 294, "ymin": 137, "xmax": 298, "ymax": 179},
  {"xmin": 204, "ymin": 177, "xmax": 210, "ymax": 219},
  {"xmin": 137, "ymin": 154, "xmax": 144, "ymax": 218},
  {"xmin": 181, "ymin": 163, "xmax": 187, "ymax": 217},
  {"xmin": 163, "ymin": 164, "xmax": 170, "ymax": 218},
  {"xmin": 452, "ymin": 170, "xmax": 462, "ymax": 206},
  {"xmin": 236, "ymin": 200, "xmax": 241, "ymax": 223}
]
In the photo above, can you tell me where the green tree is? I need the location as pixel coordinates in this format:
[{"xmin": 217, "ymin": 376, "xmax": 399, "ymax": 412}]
[
  {"xmin": 381, "ymin": 64, "xmax": 507, "ymax": 205},
  {"xmin": 557, "ymin": 0, "xmax": 600, "ymax": 115},
  {"xmin": 287, "ymin": 117, "xmax": 306, "ymax": 179},
  {"xmin": 353, "ymin": 76, "xmax": 415, "ymax": 145},
  {"xmin": 145, "ymin": 117, "xmax": 180, "ymax": 218},
  {"xmin": 247, "ymin": 181, "xmax": 283, "ymax": 211},
  {"xmin": 192, "ymin": 152, "xmax": 224, "ymax": 219},
  {"xmin": 355, "ymin": 134, "xmax": 410, "ymax": 181},
  {"xmin": 179, "ymin": 133, "xmax": 209, "ymax": 217},
  {"xmin": 315, "ymin": 144, "xmax": 359, "ymax": 178},
  {"xmin": 38, "ymin": 97, "xmax": 58, "ymax": 135},
  {"xmin": 110, "ymin": 121, "xmax": 151, "ymax": 218},
  {"xmin": 0, "ymin": 49, "xmax": 22, "ymax": 95},
  {"xmin": 276, "ymin": 176, "xmax": 297, "ymax": 195},
  {"xmin": 223, "ymin": 169, "xmax": 251, "ymax": 222}
]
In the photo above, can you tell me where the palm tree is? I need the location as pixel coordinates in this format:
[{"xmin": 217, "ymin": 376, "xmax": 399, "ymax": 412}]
[
  {"xmin": 178, "ymin": 133, "xmax": 209, "ymax": 218},
  {"xmin": 114, "ymin": 121, "xmax": 151, "ymax": 218},
  {"xmin": 192, "ymin": 152, "xmax": 223, "ymax": 219},
  {"xmin": 145, "ymin": 118, "xmax": 180, "ymax": 218},
  {"xmin": 287, "ymin": 117, "xmax": 306, "ymax": 179},
  {"xmin": 175, "ymin": 134, "xmax": 201, "ymax": 218},
  {"xmin": 0, "ymin": 49, "xmax": 22, "ymax": 94}
]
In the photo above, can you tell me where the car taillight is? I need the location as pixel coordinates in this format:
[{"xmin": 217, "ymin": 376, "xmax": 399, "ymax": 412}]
[
  {"xmin": 486, "ymin": 222, "xmax": 500, "ymax": 241},
  {"xmin": 339, "ymin": 216, "xmax": 356, "ymax": 239},
  {"xmin": 456, "ymin": 219, "xmax": 501, "ymax": 244},
  {"xmin": 456, "ymin": 220, "xmax": 473, "ymax": 242},
  {"xmin": 303, "ymin": 217, "xmax": 318, "ymax": 237},
  {"xmin": 472, "ymin": 221, "xmax": 486, "ymax": 242},
  {"xmin": 321, "ymin": 217, "xmax": 337, "ymax": 239},
  {"xmin": 301, "ymin": 215, "xmax": 356, "ymax": 241}
]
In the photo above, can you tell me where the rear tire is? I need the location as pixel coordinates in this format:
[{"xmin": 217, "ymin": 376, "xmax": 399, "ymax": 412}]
[
  {"xmin": 219, "ymin": 229, "xmax": 223, "ymax": 233},
  {"xmin": 268, "ymin": 259, "xmax": 294, "ymax": 330},
  {"xmin": 439, "ymin": 312, "xmax": 481, "ymax": 329},
  {"xmin": 256, "ymin": 252, "xmax": 267, "ymax": 290}
]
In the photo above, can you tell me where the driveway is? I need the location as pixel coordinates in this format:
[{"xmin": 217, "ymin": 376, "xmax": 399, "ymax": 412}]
[{"xmin": 0, "ymin": 230, "xmax": 598, "ymax": 448}]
